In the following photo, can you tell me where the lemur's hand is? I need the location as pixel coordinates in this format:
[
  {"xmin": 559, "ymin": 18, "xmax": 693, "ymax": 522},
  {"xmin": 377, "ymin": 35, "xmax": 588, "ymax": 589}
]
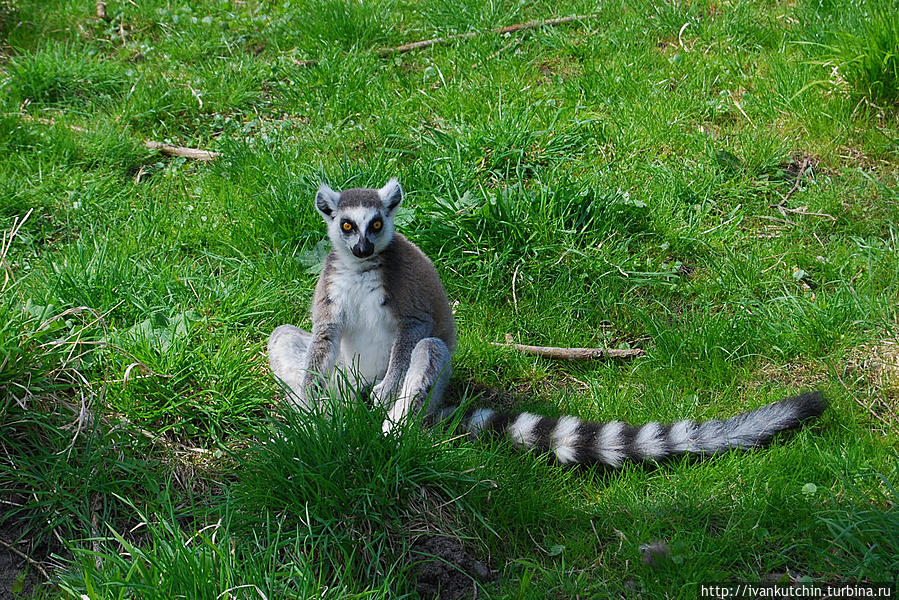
[
  {"xmin": 370, "ymin": 380, "xmax": 395, "ymax": 409},
  {"xmin": 382, "ymin": 396, "xmax": 414, "ymax": 435},
  {"xmin": 296, "ymin": 371, "xmax": 328, "ymax": 409}
]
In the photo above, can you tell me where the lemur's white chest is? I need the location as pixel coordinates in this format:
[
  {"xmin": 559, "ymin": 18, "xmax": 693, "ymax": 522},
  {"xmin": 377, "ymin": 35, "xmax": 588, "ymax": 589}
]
[{"xmin": 330, "ymin": 262, "xmax": 397, "ymax": 385}]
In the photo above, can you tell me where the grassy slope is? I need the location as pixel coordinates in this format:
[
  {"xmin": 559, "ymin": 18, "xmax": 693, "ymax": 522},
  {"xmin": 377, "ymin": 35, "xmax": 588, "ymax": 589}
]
[{"xmin": 1, "ymin": 0, "xmax": 898, "ymax": 597}]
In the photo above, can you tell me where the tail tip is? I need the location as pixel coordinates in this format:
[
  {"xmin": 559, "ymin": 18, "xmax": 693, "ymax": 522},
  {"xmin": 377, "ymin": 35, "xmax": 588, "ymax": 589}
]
[{"xmin": 785, "ymin": 390, "xmax": 827, "ymax": 421}]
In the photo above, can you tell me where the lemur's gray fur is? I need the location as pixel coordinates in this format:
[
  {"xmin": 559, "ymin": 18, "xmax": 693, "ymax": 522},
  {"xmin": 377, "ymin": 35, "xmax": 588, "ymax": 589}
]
[{"xmin": 268, "ymin": 179, "xmax": 826, "ymax": 463}]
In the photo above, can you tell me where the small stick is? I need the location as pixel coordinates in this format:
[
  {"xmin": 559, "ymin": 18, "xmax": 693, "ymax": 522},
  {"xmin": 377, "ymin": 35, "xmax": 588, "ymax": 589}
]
[
  {"xmin": 0, "ymin": 537, "xmax": 51, "ymax": 582},
  {"xmin": 779, "ymin": 156, "xmax": 810, "ymax": 205},
  {"xmin": 143, "ymin": 140, "xmax": 221, "ymax": 161},
  {"xmin": 20, "ymin": 115, "xmax": 221, "ymax": 161},
  {"xmin": 376, "ymin": 14, "xmax": 598, "ymax": 57},
  {"xmin": 769, "ymin": 156, "xmax": 834, "ymax": 222},
  {"xmin": 781, "ymin": 205, "xmax": 836, "ymax": 221},
  {"xmin": 731, "ymin": 95, "xmax": 754, "ymax": 127},
  {"xmin": 494, "ymin": 334, "xmax": 645, "ymax": 360}
]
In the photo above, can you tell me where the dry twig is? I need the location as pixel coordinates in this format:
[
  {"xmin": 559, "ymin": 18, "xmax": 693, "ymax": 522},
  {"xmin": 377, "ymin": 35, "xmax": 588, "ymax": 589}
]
[
  {"xmin": 493, "ymin": 334, "xmax": 644, "ymax": 360},
  {"xmin": 770, "ymin": 157, "xmax": 834, "ymax": 221},
  {"xmin": 377, "ymin": 14, "xmax": 598, "ymax": 56},
  {"xmin": 286, "ymin": 14, "xmax": 596, "ymax": 67},
  {"xmin": 782, "ymin": 156, "xmax": 811, "ymax": 203},
  {"xmin": 20, "ymin": 115, "xmax": 221, "ymax": 161},
  {"xmin": 0, "ymin": 537, "xmax": 51, "ymax": 582},
  {"xmin": 143, "ymin": 140, "xmax": 221, "ymax": 161}
]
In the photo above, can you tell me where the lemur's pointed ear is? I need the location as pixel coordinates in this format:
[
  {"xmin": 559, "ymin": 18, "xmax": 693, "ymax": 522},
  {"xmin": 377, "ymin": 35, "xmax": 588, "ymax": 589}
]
[
  {"xmin": 378, "ymin": 178, "xmax": 403, "ymax": 213},
  {"xmin": 315, "ymin": 183, "xmax": 340, "ymax": 219}
]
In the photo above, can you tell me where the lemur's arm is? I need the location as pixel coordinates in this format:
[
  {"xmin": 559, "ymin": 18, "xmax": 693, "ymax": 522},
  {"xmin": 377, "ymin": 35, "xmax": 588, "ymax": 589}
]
[
  {"xmin": 370, "ymin": 317, "xmax": 432, "ymax": 407},
  {"xmin": 299, "ymin": 316, "xmax": 343, "ymax": 406}
]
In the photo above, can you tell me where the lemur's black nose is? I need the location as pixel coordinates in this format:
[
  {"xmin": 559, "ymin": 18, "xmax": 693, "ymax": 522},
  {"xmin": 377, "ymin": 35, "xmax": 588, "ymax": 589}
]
[{"xmin": 352, "ymin": 241, "xmax": 374, "ymax": 258}]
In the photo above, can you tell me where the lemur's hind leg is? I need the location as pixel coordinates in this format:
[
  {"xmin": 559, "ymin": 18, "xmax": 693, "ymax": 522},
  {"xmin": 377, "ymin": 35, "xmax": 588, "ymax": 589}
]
[
  {"xmin": 383, "ymin": 337, "xmax": 452, "ymax": 433},
  {"xmin": 268, "ymin": 325, "xmax": 312, "ymax": 409}
]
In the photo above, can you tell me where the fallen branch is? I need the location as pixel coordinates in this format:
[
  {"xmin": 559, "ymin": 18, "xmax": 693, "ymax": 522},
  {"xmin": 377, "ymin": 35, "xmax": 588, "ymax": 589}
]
[
  {"xmin": 376, "ymin": 14, "xmax": 598, "ymax": 57},
  {"xmin": 770, "ymin": 157, "xmax": 835, "ymax": 221},
  {"xmin": 20, "ymin": 115, "xmax": 221, "ymax": 161},
  {"xmin": 0, "ymin": 537, "xmax": 51, "ymax": 582},
  {"xmin": 143, "ymin": 140, "xmax": 221, "ymax": 161},
  {"xmin": 493, "ymin": 334, "xmax": 644, "ymax": 360},
  {"xmin": 781, "ymin": 156, "xmax": 810, "ymax": 204},
  {"xmin": 288, "ymin": 14, "xmax": 596, "ymax": 67}
]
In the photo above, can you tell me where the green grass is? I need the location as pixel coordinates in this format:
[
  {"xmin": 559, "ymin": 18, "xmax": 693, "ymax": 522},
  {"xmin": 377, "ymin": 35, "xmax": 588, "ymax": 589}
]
[
  {"xmin": 822, "ymin": 6, "xmax": 899, "ymax": 105},
  {"xmin": 1, "ymin": 0, "xmax": 898, "ymax": 597}
]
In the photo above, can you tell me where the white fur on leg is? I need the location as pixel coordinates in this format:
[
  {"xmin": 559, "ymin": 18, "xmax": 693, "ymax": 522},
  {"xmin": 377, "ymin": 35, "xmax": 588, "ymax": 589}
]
[
  {"xmin": 371, "ymin": 378, "xmax": 397, "ymax": 409},
  {"xmin": 383, "ymin": 396, "xmax": 413, "ymax": 434},
  {"xmin": 268, "ymin": 325, "xmax": 312, "ymax": 409},
  {"xmin": 381, "ymin": 337, "xmax": 451, "ymax": 433}
]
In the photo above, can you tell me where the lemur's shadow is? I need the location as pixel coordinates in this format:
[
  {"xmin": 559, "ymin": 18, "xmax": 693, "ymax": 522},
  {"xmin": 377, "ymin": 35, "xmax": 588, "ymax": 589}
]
[{"xmin": 442, "ymin": 379, "xmax": 530, "ymax": 414}]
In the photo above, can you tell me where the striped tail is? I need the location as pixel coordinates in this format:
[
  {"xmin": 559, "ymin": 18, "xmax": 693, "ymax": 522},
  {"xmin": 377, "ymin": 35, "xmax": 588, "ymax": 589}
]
[{"xmin": 458, "ymin": 391, "xmax": 826, "ymax": 466}]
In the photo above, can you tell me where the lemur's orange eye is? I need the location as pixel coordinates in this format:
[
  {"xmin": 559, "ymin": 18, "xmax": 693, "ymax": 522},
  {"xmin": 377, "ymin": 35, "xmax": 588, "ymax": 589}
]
[
  {"xmin": 342, "ymin": 221, "xmax": 353, "ymax": 232},
  {"xmin": 372, "ymin": 220, "xmax": 382, "ymax": 230}
]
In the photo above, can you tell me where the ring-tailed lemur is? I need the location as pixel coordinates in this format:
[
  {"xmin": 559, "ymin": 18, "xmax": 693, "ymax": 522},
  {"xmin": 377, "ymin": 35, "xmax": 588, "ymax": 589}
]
[{"xmin": 267, "ymin": 179, "xmax": 826, "ymax": 466}]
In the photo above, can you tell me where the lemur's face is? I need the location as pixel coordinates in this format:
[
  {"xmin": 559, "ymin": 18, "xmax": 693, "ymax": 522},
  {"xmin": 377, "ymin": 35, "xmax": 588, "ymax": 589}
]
[
  {"xmin": 315, "ymin": 179, "xmax": 402, "ymax": 260},
  {"xmin": 333, "ymin": 205, "xmax": 391, "ymax": 259}
]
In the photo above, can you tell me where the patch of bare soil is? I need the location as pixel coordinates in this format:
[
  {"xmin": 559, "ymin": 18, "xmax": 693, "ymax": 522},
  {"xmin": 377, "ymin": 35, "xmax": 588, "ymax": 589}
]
[
  {"xmin": 0, "ymin": 520, "xmax": 41, "ymax": 600},
  {"xmin": 753, "ymin": 358, "xmax": 829, "ymax": 393},
  {"xmin": 0, "ymin": 553, "xmax": 33, "ymax": 600},
  {"xmin": 846, "ymin": 339, "xmax": 899, "ymax": 387},
  {"xmin": 410, "ymin": 536, "xmax": 492, "ymax": 600},
  {"xmin": 843, "ymin": 339, "xmax": 899, "ymax": 427},
  {"xmin": 445, "ymin": 380, "xmax": 528, "ymax": 413},
  {"xmin": 780, "ymin": 153, "xmax": 821, "ymax": 183},
  {"xmin": 755, "ymin": 338, "xmax": 899, "ymax": 429}
]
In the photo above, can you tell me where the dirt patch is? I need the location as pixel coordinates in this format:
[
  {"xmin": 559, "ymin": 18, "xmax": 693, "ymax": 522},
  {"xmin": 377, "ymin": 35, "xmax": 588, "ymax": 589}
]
[
  {"xmin": 846, "ymin": 339, "xmax": 899, "ymax": 388},
  {"xmin": 0, "ymin": 552, "xmax": 34, "ymax": 600},
  {"xmin": 445, "ymin": 380, "xmax": 528, "ymax": 413},
  {"xmin": 534, "ymin": 57, "xmax": 581, "ymax": 83},
  {"xmin": 780, "ymin": 153, "xmax": 821, "ymax": 183},
  {"xmin": 410, "ymin": 536, "xmax": 492, "ymax": 600},
  {"xmin": 844, "ymin": 339, "xmax": 899, "ymax": 426},
  {"xmin": 0, "ymin": 520, "xmax": 41, "ymax": 600},
  {"xmin": 753, "ymin": 359, "xmax": 828, "ymax": 393}
]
